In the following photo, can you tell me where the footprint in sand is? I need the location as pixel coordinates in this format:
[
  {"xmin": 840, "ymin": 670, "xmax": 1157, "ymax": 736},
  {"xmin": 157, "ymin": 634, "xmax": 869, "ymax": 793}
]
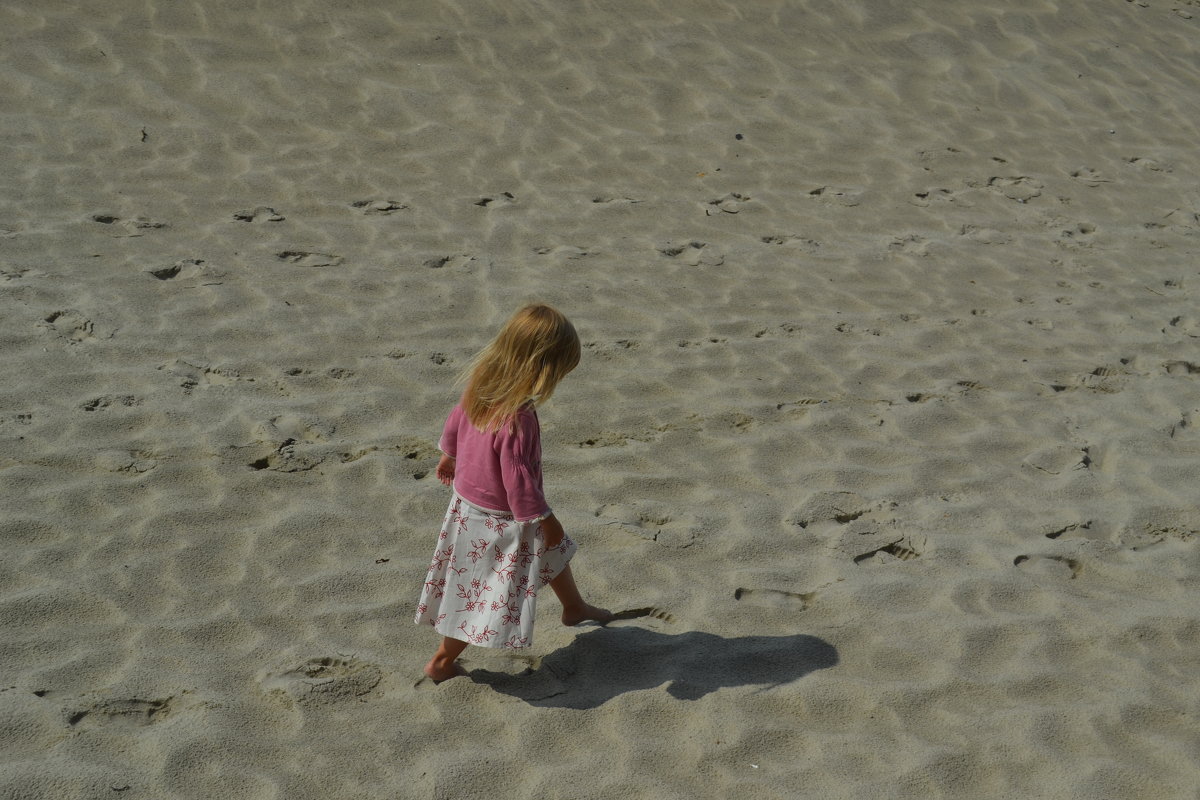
[
  {"xmin": 91, "ymin": 213, "xmax": 168, "ymax": 236},
  {"xmin": 775, "ymin": 398, "xmax": 826, "ymax": 412},
  {"xmin": 276, "ymin": 250, "xmax": 343, "ymax": 268},
  {"xmin": 1069, "ymin": 167, "xmax": 1111, "ymax": 187},
  {"xmin": 1041, "ymin": 520, "xmax": 1094, "ymax": 540},
  {"xmin": 2, "ymin": 266, "xmax": 47, "ymax": 281},
  {"xmin": 705, "ymin": 192, "xmax": 751, "ymax": 215},
  {"xmin": 351, "ymin": 199, "xmax": 408, "ymax": 215},
  {"xmin": 811, "ymin": 500, "xmax": 923, "ymax": 564},
  {"xmin": 808, "ymin": 185, "xmax": 863, "ymax": 207},
  {"xmin": 754, "ymin": 322, "xmax": 804, "ymax": 339},
  {"xmin": 760, "ymin": 234, "xmax": 819, "ymax": 251},
  {"xmin": 532, "ymin": 244, "xmax": 590, "ymax": 259},
  {"xmin": 233, "ymin": 206, "xmax": 285, "ymax": 222},
  {"xmin": 66, "ymin": 697, "xmax": 172, "ymax": 730},
  {"xmin": 888, "ymin": 234, "xmax": 930, "ymax": 255},
  {"xmin": 583, "ymin": 339, "xmax": 638, "ymax": 361},
  {"xmin": 595, "ymin": 503, "xmax": 696, "ymax": 548},
  {"xmin": 96, "ymin": 449, "xmax": 158, "ymax": 474},
  {"xmin": 80, "ymin": 395, "xmax": 141, "ymax": 412},
  {"xmin": 146, "ymin": 258, "xmax": 207, "ymax": 281},
  {"xmin": 591, "ymin": 195, "xmax": 643, "ymax": 205},
  {"xmin": 789, "ymin": 490, "xmax": 876, "ymax": 530},
  {"xmin": 610, "ymin": 607, "xmax": 676, "ymax": 623},
  {"xmin": 423, "ymin": 254, "xmax": 475, "ymax": 269},
  {"xmin": 1168, "ymin": 411, "xmax": 1195, "ymax": 439},
  {"xmin": 1078, "ymin": 365, "xmax": 1128, "ymax": 392},
  {"xmin": 1021, "ymin": 444, "xmax": 1092, "ymax": 478},
  {"xmin": 1013, "ymin": 554, "xmax": 1082, "ymax": 579},
  {"xmin": 1119, "ymin": 508, "xmax": 1199, "ymax": 550},
  {"xmin": 268, "ymin": 415, "xmax": 334, "ymax": 443},
  {"xmin": 260, "ymin": 657, "xmax": 382, "ymax": 708},
  {"xmin": 577, "ymin": 430, "xmax": 657, "ymax": 448},
  {"xmin": 960, "ymin": 225, "xmax": 1011, "ymax": 244},
  {"xmin": 657, "ymin": 240, "xmax": 723, "ymax": 267},
  {"xmin": 161, "ymin": 359, "xmax": 243, "ymax": 394},
  {"xmin": 40, "ymin": 310, "xmax": 94, "ymax": 343},
  {"xmin": 1056, "ymin": 222, "xmax": 1097, "ymax": 248},
  {"xmin": 474, "ymin": 192, "xmax": 515, "ymax": 207},
  {"xmin": 245, "ymin": 414, "xmax": 338, "ymax": 473},
  {"xmin": 852, "ymin": 536, "xmax": 924, "ymax": 566},
  {"xmin": 854, "ymin": 537, "xmax": 916, "ymax": 563},
  {"xmin": 981, "ymin": 176, "xmax": 1043, "ymax": 203},
  {"xmin": 1165, "ymin": 361, "xmax": 1200, "ymax": 376},
  {"xmin": 834, "ymin": 321, "xmax": 882, "ymax": 336},
  {"xmin": 1127, "ymin": 156, "xmax": 1171, "ymax": 173},
  {"xmin": 909, "ymin": 187, "xmax": 961, "ymax": 207},
  {"xmin": 917, "ymin": 145, "xmax": 968, "ymax": 164},
  {"xmin": 734, "ymin": 586, "xmax": 814, "ymax": 610},
  {"xmin": 1040, "ymin": 366, "xmax": 1127, "ymax": 395}
]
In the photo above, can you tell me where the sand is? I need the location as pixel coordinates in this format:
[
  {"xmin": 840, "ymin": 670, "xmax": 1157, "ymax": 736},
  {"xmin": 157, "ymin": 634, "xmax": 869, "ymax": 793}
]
[{"xmin": 2, "ymin": 0, "xmax": 1199, "ymax": 797}]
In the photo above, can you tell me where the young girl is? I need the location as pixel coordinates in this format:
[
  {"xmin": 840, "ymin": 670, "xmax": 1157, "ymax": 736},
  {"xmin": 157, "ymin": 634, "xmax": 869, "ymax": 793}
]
[{"xmin": 414, "ymin": 303, "xmax": 612, "ymax": 682}]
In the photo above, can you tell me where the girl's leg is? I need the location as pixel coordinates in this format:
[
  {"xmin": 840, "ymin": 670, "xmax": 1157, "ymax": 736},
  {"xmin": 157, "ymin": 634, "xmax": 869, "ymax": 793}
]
[
  {"xmin": 549, "ymin": 563, "xmax": 614, "ymax": 626},
  {"xmin": 424, "ymin": 636, "xmax": 469, "ymax": 682}
]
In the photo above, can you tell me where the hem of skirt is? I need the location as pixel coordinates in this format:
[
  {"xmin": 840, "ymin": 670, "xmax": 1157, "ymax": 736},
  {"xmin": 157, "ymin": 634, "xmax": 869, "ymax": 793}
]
[
  {"xmin": 432, "ymin": 623, "xmax": 534, "ymax": 649},
  {"xmin": 539, "ymin": 537, "xmax": 578, "ymax": 585}
]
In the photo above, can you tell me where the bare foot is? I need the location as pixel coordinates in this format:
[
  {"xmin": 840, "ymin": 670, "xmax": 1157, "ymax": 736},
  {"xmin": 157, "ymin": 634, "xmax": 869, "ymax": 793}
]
[
  {"xmin": 423, "ymin": 659, "xmax": 467, "ymax": 683},
  {"xmin": 562, "ymin": 603, "xmax": 615, "ymax": 627}
]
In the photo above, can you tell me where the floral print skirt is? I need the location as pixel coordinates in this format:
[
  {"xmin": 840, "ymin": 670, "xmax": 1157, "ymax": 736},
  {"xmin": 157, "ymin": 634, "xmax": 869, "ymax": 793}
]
[{"xmin": 414, "ymin": 493, "xmax": 576, "ymax": 649}]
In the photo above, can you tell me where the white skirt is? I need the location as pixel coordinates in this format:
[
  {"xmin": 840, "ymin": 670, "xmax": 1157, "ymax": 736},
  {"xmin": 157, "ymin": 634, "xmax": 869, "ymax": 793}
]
[{"xmin": 414, "ymin": 493, "xmax": 576, "ymax": 649}]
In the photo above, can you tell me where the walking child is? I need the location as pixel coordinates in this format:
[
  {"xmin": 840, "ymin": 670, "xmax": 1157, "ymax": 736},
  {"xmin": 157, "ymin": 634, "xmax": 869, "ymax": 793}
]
[{"xmin": 415, "ymin": 303, "xmax": 613, "ymax": 682}]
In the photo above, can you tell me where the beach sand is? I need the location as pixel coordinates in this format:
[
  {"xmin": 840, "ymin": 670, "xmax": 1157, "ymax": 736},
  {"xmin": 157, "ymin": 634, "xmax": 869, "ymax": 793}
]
[{"xmin": 2, "ymin": 1, "xmax": 1199, "ymax": 797}]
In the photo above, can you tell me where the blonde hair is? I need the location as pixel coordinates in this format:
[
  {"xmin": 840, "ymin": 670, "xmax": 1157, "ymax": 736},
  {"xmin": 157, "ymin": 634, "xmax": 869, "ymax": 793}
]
[{"xmin": 460, "ymin": 304, "xmax": 581, "ymax": 433}]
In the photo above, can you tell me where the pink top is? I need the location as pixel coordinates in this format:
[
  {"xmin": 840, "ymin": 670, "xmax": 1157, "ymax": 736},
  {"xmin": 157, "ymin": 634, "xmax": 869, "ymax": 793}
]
[{"xmin": 438, "ymin": 404, "xmax": 552, "ymax": 523}]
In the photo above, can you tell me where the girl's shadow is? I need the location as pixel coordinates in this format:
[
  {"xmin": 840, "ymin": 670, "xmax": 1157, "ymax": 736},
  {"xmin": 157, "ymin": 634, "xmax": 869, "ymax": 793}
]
[{"xmin": 469, "ymin": 626, "xmax": 838, "ymax": 709}]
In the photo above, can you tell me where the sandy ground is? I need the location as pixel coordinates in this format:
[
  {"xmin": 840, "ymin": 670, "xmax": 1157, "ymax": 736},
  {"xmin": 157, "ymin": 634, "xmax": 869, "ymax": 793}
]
[{"xmin": 2, "ymin": 1, "xmax": 1199, "ymax": 798}]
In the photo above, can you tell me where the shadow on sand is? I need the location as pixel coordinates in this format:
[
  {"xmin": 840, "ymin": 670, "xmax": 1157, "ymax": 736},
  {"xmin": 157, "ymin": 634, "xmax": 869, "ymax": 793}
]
[{"xmin": 469, "ymin": 626, "xmax": 838, "ymax": 709}]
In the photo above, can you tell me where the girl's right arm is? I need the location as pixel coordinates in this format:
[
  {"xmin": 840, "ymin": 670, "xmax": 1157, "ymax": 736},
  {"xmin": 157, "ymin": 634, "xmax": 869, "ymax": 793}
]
[
  {"xmin": 437, "ymin": 406, "xmax": 461, "ymax": 487},
  {"xmin": 540, "ymin": 513, "xmax": 565, "ymax": 549},
  {"xmin": 436, "ymin": 453, "xmax": 455, "ymax": 486}
]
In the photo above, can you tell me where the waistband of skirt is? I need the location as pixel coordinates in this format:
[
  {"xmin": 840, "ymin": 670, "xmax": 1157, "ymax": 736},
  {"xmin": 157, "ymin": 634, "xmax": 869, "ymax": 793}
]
[{"xmin": 454, "ymin": 492, "xmax": 514, "ymax": 520}]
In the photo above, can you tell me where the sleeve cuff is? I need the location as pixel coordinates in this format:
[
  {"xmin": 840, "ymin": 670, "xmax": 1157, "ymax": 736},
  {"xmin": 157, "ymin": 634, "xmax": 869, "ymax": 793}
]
[{"xmin": 516, "ymin": 508, "xmax": 553, "ymax": 524}]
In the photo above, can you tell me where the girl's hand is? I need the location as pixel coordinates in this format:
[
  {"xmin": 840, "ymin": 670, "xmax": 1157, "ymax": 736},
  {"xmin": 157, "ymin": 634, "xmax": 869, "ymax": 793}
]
[
  {"xmin": 541, "ymin": 514, "xmax": 565, "ymax": 549},
  {"xmin": 436, "ymin": 454, "xmax": 455, "ymax": 486}
]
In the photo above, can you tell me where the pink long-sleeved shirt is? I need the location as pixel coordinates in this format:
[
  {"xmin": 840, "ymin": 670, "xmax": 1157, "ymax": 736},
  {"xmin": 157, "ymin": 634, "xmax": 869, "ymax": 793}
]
[{"xmin": 438, "ymin": 404, "xmax": 551, "ymax": 523}]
